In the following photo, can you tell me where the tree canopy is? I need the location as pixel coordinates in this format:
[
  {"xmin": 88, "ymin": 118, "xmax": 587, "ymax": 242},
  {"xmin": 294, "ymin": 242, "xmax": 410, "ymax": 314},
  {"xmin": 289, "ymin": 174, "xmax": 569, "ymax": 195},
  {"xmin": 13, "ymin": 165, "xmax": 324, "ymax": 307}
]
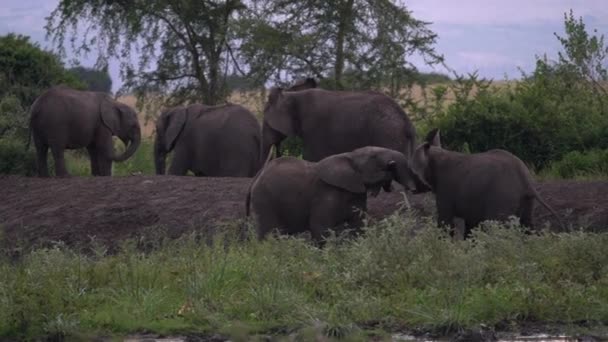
[
  {"xmin": 69, "ymin": 66, "xmax": 113, "ymax": 93},
  {"xmin": 0, "ymin": 33, "xmax": 82, "ymax": 106},
  {"xmin": 239, "ymin": 0, "xmax": 444, "ymax": 92},
  {"xmin": 46, "ymin": 0, "xmax": 443, "ymax": 109}
]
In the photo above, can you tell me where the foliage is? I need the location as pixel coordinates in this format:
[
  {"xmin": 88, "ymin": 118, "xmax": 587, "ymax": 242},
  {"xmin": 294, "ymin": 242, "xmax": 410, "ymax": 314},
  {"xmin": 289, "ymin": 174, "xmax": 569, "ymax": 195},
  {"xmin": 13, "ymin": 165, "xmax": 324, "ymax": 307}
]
[
  {"xmin": 0, "ymin": 215, "xmax": 607, "ymax": 340},
  {"xmin": 413, "ymin": 12, "xmax": 608, "ymax": 170},
  {"xmin": 0, "ymin": 95, "xmax": 37, "ymax": 175},
  {"xmin": 544, "ymin": 149, "xmax": 608, "ymax": 179},
  {"xmin": 47, "ymin": 0, "xmax": 248, "ymax": 108},
  {"xmin": 68, "ymin": 66, "xmax": 113, "ymax": 93},
  {"xmin": 0, "ymin": 34, "xmax": 83, "ymax": 107},
  {"xmin": 239, "ymin": 0, "xmax": 444, "ymax": 92},
  {"xmin": 555, "ymin": 10, "xmax": 608, "ymax": 98},
  {"xmin": 0, "ymin": 137, "xmax": 37, "ymax": 175}
]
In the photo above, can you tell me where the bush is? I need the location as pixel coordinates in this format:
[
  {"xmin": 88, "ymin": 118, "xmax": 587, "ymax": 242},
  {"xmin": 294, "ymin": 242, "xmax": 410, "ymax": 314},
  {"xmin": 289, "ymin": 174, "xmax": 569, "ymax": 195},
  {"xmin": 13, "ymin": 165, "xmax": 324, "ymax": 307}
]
[
  {"xmin": 414, "ymin": 12, "xmax": 608, "ymax": 172},
  {"xmin": 0, "ymin": 137, "xmax": 36, "ymax": 175},
  {"xmin": 544, "ymin": 149, "xmax": 608, "ymax": 179}
]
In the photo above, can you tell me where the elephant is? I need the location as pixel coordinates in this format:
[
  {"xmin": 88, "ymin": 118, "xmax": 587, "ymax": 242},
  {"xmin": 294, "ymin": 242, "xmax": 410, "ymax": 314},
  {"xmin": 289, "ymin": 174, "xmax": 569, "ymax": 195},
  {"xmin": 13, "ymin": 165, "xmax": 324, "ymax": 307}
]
[
  {"xmin": 246, "ymin": 146, "xmax": 421, "ymax": 243},
  {"xmin": 29, "ymin": 86, "xmax": 141, "ymax": 177},
  {"xmin": 260, "ymin": 78, "xmax": 416, "ymax": 163},
  {"xmin": 410, "ymin": 128, "xmax": 564, "ymax": 239},
  {"xmin": 154, "ymin": 103, "xmax": 261, "ymax": 177}
]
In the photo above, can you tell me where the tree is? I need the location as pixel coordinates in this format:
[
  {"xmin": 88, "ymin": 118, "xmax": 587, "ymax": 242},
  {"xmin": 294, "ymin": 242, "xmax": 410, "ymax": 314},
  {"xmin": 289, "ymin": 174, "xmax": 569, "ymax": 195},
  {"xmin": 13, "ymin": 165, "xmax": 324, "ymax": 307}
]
[
  {"xmin": 554, "ymin": 10, "xmax": 608, "ymax": 100},
  {"xmin": 0, "ymin": 33, "xmax": 82, "ymax": 106},
  {"xmin": 238, "ymin": 0, "xmax": 444, "ymax": 92},
  {"xmin": 47, "ymin": 0, "xmax": 247, "ymax": 108},
  {"xmin": 69, "ymin": 66, "xmax": 113, "ymax": 93}
]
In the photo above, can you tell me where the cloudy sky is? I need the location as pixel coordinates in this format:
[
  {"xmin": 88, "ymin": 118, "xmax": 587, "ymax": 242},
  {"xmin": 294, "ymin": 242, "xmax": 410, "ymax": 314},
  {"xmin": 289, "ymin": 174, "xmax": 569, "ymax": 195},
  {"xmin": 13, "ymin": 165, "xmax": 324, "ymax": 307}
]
[{"xmin": 1, "ymin": 0, "xmax": 607, "ymax": 91}]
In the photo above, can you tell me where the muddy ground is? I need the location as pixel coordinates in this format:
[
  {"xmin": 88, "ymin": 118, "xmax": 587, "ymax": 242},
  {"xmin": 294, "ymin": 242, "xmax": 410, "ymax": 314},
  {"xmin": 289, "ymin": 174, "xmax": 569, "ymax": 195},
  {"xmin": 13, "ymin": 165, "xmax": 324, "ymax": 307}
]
[{"xmin": 1, "ymin": 176, "xmax": 607, "ymax": 251}]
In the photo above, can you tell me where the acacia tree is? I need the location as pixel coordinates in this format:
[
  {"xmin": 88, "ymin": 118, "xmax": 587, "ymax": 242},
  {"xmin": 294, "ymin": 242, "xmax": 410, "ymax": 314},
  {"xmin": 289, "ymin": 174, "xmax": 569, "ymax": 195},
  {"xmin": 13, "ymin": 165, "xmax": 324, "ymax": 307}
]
[
  {"xmin": 238, "ymin": 0, "xmax": 444, "ymax": 92},
  {"xmin": 47, "ymin": 0, "xmax": 247, "ymax": 108}
]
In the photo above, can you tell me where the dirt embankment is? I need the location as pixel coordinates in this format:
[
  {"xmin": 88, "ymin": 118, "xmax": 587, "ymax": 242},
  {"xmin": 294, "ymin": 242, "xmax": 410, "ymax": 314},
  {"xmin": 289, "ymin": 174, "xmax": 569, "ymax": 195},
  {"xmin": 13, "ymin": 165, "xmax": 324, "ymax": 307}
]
[{"xmin": 1, "ymin": 176, "xmax": 607, "ymax": 251}]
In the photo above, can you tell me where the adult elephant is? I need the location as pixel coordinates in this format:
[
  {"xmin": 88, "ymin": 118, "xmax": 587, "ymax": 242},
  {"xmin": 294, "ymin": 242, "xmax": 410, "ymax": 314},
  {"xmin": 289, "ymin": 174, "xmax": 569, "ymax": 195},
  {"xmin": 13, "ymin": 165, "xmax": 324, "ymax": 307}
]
[
  {"xmin": 410, "ymin": 128, "xmax": 564, "ymax": 239},
  {"xmin": 29, "ymin": 86, "xmax": 141, "ymax": 177},
  {"xmin": 246, "ymin": 146, "xmax": 421, "ymax": 243},
  {"xmin": 261, "ymin": 78, "xmax": 416, "ymax": 163},
  {"xmin": 154, "ymin": 103, "xmax": 261, "ymax": 177}
]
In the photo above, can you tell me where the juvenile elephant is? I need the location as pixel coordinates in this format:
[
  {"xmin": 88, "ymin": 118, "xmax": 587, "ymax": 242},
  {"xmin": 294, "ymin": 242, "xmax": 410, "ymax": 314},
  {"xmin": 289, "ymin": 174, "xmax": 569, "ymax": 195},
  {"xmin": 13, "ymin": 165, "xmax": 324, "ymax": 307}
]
[
  {"xmin": 246, "ymin": 146, "xmax": 420, "ymax": 242},
  {"xmin": 261, "ymin": 78, "xmax": 416, "ymax": 162},
  {"xmin": 154, "ymin": 103, "xmax": 261, "ymax": 177},
  {"xmin": 411, "ymin": 129, "xmax": 564, "ymax": 238},
  {"xmin": 29, "ymin": 86, "xmax": 141, "ymax": 177}
]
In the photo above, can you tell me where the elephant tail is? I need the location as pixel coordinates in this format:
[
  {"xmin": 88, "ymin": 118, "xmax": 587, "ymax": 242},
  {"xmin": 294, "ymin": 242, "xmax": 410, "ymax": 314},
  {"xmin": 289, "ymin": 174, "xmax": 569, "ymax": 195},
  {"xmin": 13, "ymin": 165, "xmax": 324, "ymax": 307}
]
[
  {"xmin": 533, "ymin": 190, "xmax": 567, "ymax": 231},
  {"xmin": 246, "ymin": 145, "xmax": 276, "ymax": 217}
]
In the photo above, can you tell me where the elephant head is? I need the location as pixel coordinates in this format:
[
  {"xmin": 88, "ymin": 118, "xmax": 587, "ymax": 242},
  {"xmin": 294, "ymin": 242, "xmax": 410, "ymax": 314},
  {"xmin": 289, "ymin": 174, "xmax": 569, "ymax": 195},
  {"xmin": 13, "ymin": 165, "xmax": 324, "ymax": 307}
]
[
  {"xmin": 260, "ymin": 78, "xmax": 318, "ymax": 162},
  {"xmin": 100, "ymin": 98, "xmax": 141, "ymax": 162},
  {"xmin": 154, "ymin": 106, "xmax": 188, "ymax": 174},
  {"xmin": 317, "ymin": 146, "xmax": 420, "ymax": 196},
  {"xmin": 410, "ymin": 128, "xmax": 441, "ymax": 193}
]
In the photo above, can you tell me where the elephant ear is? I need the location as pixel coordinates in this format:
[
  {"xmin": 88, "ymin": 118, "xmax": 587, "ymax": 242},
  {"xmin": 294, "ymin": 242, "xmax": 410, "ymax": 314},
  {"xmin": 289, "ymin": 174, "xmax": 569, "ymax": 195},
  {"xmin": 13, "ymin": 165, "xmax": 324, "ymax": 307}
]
[
  {"xmin": 425, "ymin": 128, "xmax": 441, "ymax": 147},
  {"xmin": 100, "ymin": 98, "xmax": 121, "ymax": 135},
  {"xmin": 318, "ymin": 155, "xmax": 366, "ymax": 194},
  {"xmin": 164, "ymin": 107, "xmax": 187, "ymax": 151},
  {"xmin": 264, "ymin": 87, "xmax": 295, "ymax": 136}
]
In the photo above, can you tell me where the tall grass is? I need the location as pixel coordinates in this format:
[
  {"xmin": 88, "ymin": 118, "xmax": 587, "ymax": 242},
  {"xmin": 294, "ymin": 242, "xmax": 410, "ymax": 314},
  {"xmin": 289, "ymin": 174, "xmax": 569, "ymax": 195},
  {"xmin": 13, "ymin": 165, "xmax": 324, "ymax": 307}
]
[{"xmin": 0, "ymin": 214, "xmax": 607, "ymax": 340}]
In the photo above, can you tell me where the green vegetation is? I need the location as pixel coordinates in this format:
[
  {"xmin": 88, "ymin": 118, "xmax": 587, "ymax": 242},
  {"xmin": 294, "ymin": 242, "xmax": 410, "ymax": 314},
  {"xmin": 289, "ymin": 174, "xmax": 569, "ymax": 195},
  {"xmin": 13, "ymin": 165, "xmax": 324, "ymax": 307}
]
[
  {"xmin": 412, "ymin": 11, "xmax": 608, "ymax": 175},
  {"xmin": 1, "ymin": 215, "xmax": 607, "ymax": 340},
  {"xmin": 63, "ymin": 140, "xmax": 156, "ymax": 176},
  {"xmin": 68, "ymin": 66, "xmax": 113, "ymax": 93},
  {"xmin": 543, "ymin": 149, "xmax": 608, "ymax": 179}
]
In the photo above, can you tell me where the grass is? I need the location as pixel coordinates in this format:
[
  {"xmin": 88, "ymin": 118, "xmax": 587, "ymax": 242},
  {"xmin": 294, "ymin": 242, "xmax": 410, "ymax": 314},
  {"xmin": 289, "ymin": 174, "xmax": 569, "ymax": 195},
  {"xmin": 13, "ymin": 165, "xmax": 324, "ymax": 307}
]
[
  {"xmin": 1, "ymin": 214, "xmax": 607, "ymax": 340},
  {"xmin": 65, "ymin": 139, "xmax": 157, "ymax": 176}
]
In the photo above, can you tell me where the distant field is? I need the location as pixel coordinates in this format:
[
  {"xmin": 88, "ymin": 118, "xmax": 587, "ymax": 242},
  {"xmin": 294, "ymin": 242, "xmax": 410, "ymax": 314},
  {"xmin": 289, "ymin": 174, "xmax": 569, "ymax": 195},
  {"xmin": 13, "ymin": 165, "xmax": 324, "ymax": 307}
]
[{"xmin": 118, "ymin": 81, "xmax": 515, "ymax": 138}]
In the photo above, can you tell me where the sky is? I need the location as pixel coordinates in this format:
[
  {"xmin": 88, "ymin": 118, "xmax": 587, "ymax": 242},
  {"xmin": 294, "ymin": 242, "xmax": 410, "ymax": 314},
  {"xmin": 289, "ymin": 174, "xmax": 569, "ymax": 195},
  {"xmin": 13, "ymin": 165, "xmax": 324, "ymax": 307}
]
[{"xmin": 1, "ymin": 0, "xmax": 607, "ymax": 91}]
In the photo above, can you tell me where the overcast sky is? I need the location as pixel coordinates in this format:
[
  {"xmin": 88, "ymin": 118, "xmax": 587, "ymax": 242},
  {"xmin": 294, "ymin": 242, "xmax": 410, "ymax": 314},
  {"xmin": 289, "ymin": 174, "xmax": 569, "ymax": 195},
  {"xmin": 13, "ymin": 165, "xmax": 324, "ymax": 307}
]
[{"xmin": 1, "ymin": 0, "xmax": 607, "ymax": 91}]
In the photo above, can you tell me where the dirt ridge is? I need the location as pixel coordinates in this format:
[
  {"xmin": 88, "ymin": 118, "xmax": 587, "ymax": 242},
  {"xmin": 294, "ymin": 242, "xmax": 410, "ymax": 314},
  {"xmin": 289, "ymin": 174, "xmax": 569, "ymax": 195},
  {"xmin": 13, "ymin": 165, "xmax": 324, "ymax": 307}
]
[{"xmin": 1, "ymin": 176, "xmax": 606, "ymax": 250}]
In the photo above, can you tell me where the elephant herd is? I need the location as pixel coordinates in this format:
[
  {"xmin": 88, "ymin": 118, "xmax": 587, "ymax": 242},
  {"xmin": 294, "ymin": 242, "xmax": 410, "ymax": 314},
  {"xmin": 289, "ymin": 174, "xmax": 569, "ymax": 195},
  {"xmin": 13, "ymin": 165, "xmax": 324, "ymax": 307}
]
[{"xmin": 28, "ymin": 80, "xmax": 563, "ymax": 241}]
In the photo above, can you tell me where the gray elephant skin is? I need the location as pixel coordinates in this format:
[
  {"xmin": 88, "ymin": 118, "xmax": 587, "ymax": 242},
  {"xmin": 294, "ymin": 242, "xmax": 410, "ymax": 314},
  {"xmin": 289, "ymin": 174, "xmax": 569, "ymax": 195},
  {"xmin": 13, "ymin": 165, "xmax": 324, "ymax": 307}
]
[
  {"xmin": 261, "ymin": 78, "xmax": 416, "ymax": 163},
  {"xmin": 411, "ymin": 128, "xmax": 564, "ymax": 238},
  {"xmin": 246, "ymin": 146, "xmax": 419, "ymax": 243},
  {"xmin": 154, "ymin": 103, "xmax": 261, "ymax": 177},
  {"xmin": 29, "ymin": 86, "xmax": 141, "ymax": 177}
]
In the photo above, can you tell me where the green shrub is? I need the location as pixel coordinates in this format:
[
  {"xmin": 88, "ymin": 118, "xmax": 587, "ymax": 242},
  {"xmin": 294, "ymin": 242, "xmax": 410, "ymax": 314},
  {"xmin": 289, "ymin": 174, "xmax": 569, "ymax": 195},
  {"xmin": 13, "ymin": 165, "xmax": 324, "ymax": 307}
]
[
  {"xmin": 544, "ymin": 149, "xmax": 608, "ymax": 179},
  {"xmin": 0, "ymin": 138, "xmax": 36, "ymax": 175},
  {"xmin": 415, "ymin": 12, "xmax": 608, "ymax": 172},
  {"xmin": 0, "ymin": 216, "xmax": 607, "ymax": 340}
]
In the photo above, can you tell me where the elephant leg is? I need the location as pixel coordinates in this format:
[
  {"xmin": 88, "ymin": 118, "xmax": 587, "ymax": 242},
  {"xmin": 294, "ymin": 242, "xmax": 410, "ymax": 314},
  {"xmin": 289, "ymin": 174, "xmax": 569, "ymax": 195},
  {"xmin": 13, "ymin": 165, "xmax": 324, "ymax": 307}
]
[
  {"xmin": 34, "ymin": 137, "xmax": 49, "ymax": 177},
  {"xmin": 436, "ymin": 200, "xmax": 456, "ymax": 237},
  {"xmin": 97, "ymin": 157, "xmax": 113, "ymax": 176},
  {"xmin": 309, "ymin": 198, "xmax": 352, "ymax": 245},
  {"xmin": 87, "ymin": 146, "xmax": 100, "ymax": 176},
  {"xmin": 519, "ymin": 197, "xmax": 535, "ymax": 231},
  {"xmin": 256, "ymin": 212, "xmax": 282, "ymax": 241},
  {"xmin": 50, "ymin": 146, "xmax": 68, "ymax": 177},
  {"xmin": 463, "ymin": 220, "xmax": 479, "ymax": 240},
  {"xmin": 168, "ymin": 148, "xmax": 190, "ymax": 176}
]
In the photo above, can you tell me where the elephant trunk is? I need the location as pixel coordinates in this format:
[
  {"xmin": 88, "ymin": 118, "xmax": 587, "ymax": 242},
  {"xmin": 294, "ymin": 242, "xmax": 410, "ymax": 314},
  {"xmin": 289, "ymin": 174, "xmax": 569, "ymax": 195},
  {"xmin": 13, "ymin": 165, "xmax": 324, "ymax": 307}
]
[
  {"xmin": 392, "ymin": 159, "xmax": 431, "ymax": 194},
  {"xmin": 111, "ymin": 127, "xmax": 141, "ymax": 162},
  {"xmin": 154, "ymin": 136, "xmax": 167, "ymax": 175},
  {"xmin": 261, "ymin": 124, "xmax": 284, "ymax": 162}
]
